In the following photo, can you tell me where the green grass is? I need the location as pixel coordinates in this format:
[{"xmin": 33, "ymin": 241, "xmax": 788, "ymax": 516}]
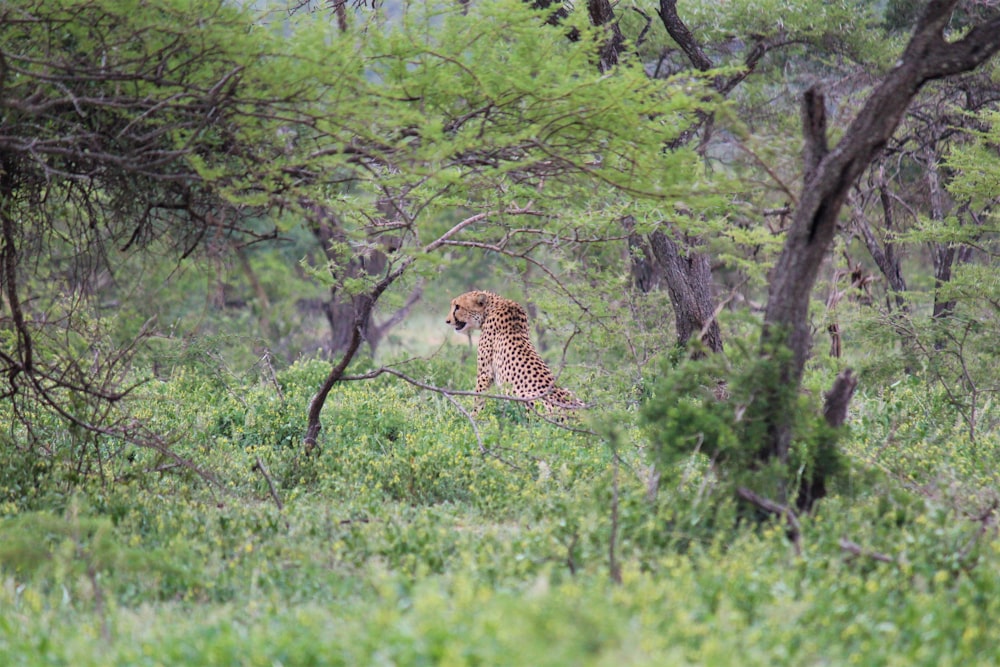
[{"xmin": 2, "ymin": 357, "xmax": 999, "ymax": 665}]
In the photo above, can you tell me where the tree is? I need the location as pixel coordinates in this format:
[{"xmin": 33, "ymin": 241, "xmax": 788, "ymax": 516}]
[
  {"xmin": 0, "ymin": 0, "xmax": 315, "ymax": 464},
  {"xmin": 295, "ymin": 0, "xmax": 723, "ymax": 451},
  {"xmin": 0, "ymin": 0, "xmax": 721, "ymax": 461},
  {"xmin": 846, "ymin": 87, "xmax": 1000, "ymax": 438},
  {"xmin": 641, "ymin": 0, "xmax": 1000, "ymax": 517},
  {"xmin": 754, "ymin": 0, "xmax": 1000, "ymax": 501},
  {"xmin": 578, "ymin": 0, "xmax": 898, "ymax": 356}
]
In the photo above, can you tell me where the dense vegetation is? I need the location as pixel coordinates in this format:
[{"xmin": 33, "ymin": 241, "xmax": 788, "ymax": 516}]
[
  {"xmin": 2, "ymin": 0, "xmax": 999, "ymax": 664},
  {"xmin": 3, "ymin": 356, "xmax": 1000, "ymax": 664}
]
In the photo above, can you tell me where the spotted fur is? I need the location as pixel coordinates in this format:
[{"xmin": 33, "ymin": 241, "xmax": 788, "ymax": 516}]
[{"xmin": 445, "ymin": 290, "xmax": 582, "ymax": 414}]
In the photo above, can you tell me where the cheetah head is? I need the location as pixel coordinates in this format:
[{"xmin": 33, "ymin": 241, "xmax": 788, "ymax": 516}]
[{"xmin": 446, "ymin": 291, "xmax": 491, "ymax": 333}]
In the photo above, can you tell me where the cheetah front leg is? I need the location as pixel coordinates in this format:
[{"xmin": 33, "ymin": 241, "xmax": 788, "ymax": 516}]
[{"xmin": 473, "ymin": 344, "xmax": 494, "ymax": 415}]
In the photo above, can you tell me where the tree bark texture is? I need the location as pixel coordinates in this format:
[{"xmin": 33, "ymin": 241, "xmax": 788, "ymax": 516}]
[
  {"xmin": 647, "ymin": 231, "xmax": 723, "ymax": 355},
  {"xmin": 759, "ymin": 0, "xmax": 1000, "ymax": 471},
  {"xmin": 586, "ymin": 0, "xmax": 626, "ymax": 73}
]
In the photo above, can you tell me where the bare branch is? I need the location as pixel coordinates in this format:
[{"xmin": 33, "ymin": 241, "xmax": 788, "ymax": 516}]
[
  {"xmin": 736, "ymin": 486, "xmax": 803, "ymax": 556},
  {"xmin": 422, "ymin": 205, "xmax": 536, "ymax": 253},
  {"xmin": 839, "ymin": 538, "xmax": 897, "ymax": 564}
]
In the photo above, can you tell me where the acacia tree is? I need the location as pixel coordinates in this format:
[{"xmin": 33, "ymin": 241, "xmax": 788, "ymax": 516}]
[
  {"xmin": 846, "ymin": 79, "xmax": 1000, "ymax": 439},
  {"xmin": 0, "ymin": 0, "xmax": 721, "ymax": 461},
  {"xmin": 849, "ymin": 68, "xmax": 999, "ymax": 321},
  {"xmin": 0, "ymin": 0, "xmax": 318, "ymax": 466},
  {"xmin": 640, "ymin": 0, "xmax": 1000, "ymax": 517},
  {"xmin": 294, "ymin": 0, "xmax": 724, "ymax": 451},
  {"xmin": 754, "ymin": 0, "xmax": 1000, "ymax": 503},
  {"xmin": 577, "ymin": 0, "xmax": 901, "ymax": 356}
]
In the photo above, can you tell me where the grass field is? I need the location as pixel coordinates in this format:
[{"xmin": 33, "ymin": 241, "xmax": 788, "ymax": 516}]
[{"xmin": 2, "ymin": 354, "xmax": 999, "ymax": 666}]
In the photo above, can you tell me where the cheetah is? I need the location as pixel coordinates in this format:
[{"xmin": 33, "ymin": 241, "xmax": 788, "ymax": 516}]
[{"xmin": 445, "ymin": 290, "xmax": 582, "ymax": 414}]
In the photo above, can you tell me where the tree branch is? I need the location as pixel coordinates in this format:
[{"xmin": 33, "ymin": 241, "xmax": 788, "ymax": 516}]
[
  {"xmin": 763, "ymin": 0, "xmax": 1000, "ymax": 405},
  {"xmin": 801, "ymin": 86, "xmax": 829, "ymax": 183},
  {"xmin": 254, "ymin": 457, "xmax": 284, "ymax": 512},
  {"xmin": 303, "ymin": 257, "xmax": 414, "ymax": 454},
  {"xmin": 736, "ymin": 486, "xmax": 803, "ymax": 556},
  {"xmin": 839, "ymin": 538, "xmax": 896, "ymax": 564},
  {"xmin": 657, "ymin": 0, "xmax": 713, "ymax": 71}
]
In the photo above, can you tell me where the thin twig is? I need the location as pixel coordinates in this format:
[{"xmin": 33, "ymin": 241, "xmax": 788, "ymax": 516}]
[
  {"xmin": 697, "ymin": 276, "xmax": 749, "ymax": 344},
  {"xmin": 442, "ymin": 392, "xmax": 486, "ymax": 455},
  {"xmin": 609, "ymin": 451, "xmax": 623, "ymax": 584},
  {"xmin": 260, "ymin": 351, "xmax": 284, "ymax": 402},
  {"xmin": 254, "ymin": 456, "xmax": 284, "ymax": 512}
]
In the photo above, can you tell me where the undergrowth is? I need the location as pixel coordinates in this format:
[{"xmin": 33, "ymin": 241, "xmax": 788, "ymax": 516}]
[{"xmin": 1, "ymin": 355, "xmax": 999, "ymax": 666}]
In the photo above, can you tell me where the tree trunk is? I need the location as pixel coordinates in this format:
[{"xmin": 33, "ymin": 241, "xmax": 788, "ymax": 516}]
[
  {"xmin": 305, "ymin": 201, "xmax": 410, "ymax": 356},
  {"xmin": 851, "ymin": 183, "xmax": 909, "ymax": 313},
  {"xmin": 626, "ymin": 225, "xmax": 663, "ymax": 293},
  {"xmin": 584, "ymin": 0, "xmax": 725, "ymax": 355},
  {"xmin": 647, "ymin": 231, "xmax": 723, "ymax": 355},
  {"xmin": 586, "ymin": 0, "xmax": 626, "ymax": 73},
  {"xmin": 756, "ymin": 1, "xmax": 1000, "ymax": 496},
  {"xmin": 303, "ymin": 257, "xmax": 413, "ymax": 454},
  {"xmin": 617, "ymin": 0, "xmax": 790, "ymax": 353},
  {"xmin": 921, "ymin": 142, "xmax": 972, "ymax": 345}
]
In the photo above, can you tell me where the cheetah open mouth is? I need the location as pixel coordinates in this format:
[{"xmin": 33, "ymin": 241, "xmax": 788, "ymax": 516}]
[{"xmin": 452, "ymin": 317, "xmax": 468, "ymax": 332}]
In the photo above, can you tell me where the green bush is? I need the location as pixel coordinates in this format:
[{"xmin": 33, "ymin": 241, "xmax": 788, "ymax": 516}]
[{"xmin": 641, "ymin": 338, "xmax": 846, "ymax": 519}]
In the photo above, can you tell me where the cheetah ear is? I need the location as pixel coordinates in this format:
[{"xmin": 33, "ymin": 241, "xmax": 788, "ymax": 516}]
[{"xmin": 475, "ymin": 293, "xmax": 488, "ymax": 307}]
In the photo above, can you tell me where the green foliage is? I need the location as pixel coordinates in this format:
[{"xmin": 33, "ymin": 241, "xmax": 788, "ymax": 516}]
[
  {"xmin": 648, "ymin": 0, "xmax": 896, "ymax": 66},
  {"xmin": 3, "ymin": 0, "xmax": 1000, "ymax": 664},
  {"xmin": 1, "ymin": 348, "xmax": 1000, "ymax": 665},
  {"xmin": 848, "ymin": 257, "xmax": 1000, "ymax": 444},
  {"xmin": 945, "ymin": 109, "xmax": 1000, "ymax": 207},
  {"xmin": 641, "ymin": 335, "xmax": 845, "ymax": 512}
]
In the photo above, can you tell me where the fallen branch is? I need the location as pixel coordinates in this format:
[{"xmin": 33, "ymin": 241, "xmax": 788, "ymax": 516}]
[
  {"xmin": 838, "ymin": 538, "xmax": 896, "ymax": 564},
  {"xmin": 737, "ymin": 486, "xmax": 803, "ymax": 556}
]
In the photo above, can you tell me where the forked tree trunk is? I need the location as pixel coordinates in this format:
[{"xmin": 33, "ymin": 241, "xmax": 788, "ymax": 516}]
[
  {"xmin": 585, "ymin": 0, "xmax": 724, "ymax": 355},
  {"xmin": 612, "ymin": 0, "xmax": 786, "ymax": 354},
  {"xmin": 624, "ymin": 218, "xmax": 723, "ymax": 355},
  {"xmin": 306, "ymin": 202, "xmax": 418, "ymax": 356}
]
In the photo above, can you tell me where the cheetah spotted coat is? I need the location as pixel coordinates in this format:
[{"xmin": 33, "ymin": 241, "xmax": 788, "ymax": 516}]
[{"xmin": 445, "ymin": 290, "xmax": 581, "ymax": 413}]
